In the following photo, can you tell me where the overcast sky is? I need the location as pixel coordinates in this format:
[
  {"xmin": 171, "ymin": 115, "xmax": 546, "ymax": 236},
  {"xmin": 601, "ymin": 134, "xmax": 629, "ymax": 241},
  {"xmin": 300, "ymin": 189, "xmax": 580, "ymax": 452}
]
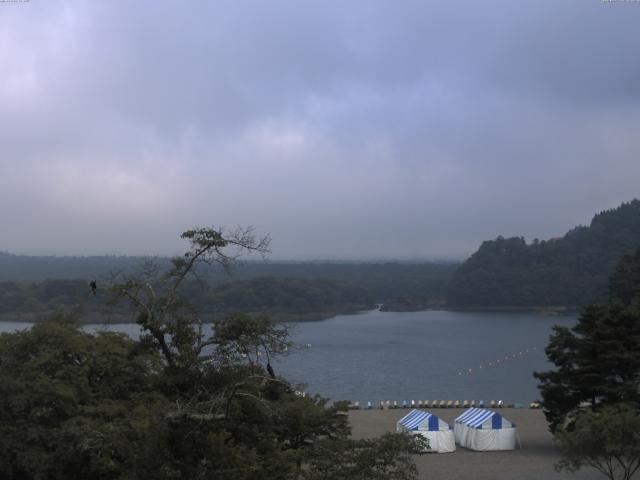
[{"xmin": 1, "ymin": 0, "xmax": 639, "ymax": 260}]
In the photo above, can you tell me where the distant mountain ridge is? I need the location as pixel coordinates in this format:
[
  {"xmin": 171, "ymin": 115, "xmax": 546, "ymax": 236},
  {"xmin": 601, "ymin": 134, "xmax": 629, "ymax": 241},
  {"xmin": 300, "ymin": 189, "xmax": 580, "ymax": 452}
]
[
  {"xmin": 447, "ymin": 199, "xmax": 640, "ymax": 307},
  {"xmin": 0, "ymin": 253, "xmax": 144, "ymax": 282}
]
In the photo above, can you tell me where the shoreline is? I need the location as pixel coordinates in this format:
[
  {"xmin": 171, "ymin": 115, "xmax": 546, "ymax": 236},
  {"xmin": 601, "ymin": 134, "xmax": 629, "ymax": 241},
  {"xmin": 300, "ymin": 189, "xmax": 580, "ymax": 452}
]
[
  {"xmin": 446, "ymin": 305, "xmax": 582, "ymax": 315},
  {"xmin": 0, "ymin": 305, "xmax": 582, "ymax": 325},
  {"xmin": 349, "ymin": 408, "xmax": 602, "ymax": 480}
]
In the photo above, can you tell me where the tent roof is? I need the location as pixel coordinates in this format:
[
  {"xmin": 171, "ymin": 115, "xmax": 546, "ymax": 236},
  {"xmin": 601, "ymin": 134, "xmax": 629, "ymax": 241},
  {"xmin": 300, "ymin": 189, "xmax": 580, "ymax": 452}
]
[
  {"xmin": 397, "ymin": 409, "xmax": 448, "ymax": 431},
  {"xmin": 455, "ymin": 408, "xmax": 513, "ymax": 429}
]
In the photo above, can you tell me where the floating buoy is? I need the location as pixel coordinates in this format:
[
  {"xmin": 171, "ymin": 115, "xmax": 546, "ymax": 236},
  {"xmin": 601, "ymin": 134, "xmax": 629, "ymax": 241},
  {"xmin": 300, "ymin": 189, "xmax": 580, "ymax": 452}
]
[{"xmin": 457, "ymin": 346, "xmax": 541, "ymax": 379}]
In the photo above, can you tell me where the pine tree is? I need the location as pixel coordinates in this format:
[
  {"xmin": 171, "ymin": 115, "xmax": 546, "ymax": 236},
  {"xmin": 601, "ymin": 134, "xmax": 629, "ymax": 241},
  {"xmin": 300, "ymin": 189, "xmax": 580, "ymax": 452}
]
[{"xmin": 534, "ymin": 250, "xmax": 640, "ymax": 432}]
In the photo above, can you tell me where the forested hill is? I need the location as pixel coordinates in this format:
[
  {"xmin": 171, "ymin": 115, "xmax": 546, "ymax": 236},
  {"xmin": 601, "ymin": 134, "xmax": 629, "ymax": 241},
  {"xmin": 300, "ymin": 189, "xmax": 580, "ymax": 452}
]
[
  {"xmin": 0, "ymin": 253, "xmax": 457, "ymax": 297},
  {"xmin": 0, "ymin": 256, "xmax": 458, "ymax": 321},
  {"xmin": 447, "ymin": 200, "xmax": 640, "ymax": 307}
]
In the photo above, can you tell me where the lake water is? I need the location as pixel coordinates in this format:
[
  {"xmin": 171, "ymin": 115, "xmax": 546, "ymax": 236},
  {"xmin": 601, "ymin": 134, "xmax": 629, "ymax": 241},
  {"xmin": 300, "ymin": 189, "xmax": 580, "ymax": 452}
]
[
  {"xmin": 0, "ymin": 309, "xmax": 577, "ymax": 404},
  {"xmin": 277, "ymin": 309, "xmax": 577, "ymax": 405}
]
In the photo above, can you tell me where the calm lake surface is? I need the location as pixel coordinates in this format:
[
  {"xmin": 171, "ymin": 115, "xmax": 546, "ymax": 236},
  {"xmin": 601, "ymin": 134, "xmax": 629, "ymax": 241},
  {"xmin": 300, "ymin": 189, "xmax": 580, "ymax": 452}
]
[{"xmin": 0, "ymin": 309, "xmax": 577, "ymax": 404}]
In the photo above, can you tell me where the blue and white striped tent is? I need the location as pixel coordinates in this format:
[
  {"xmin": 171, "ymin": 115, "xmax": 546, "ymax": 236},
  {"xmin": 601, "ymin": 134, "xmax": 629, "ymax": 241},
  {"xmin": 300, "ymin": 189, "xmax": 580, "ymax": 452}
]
[
  {"xmin": 455, "ymin": 408, "xmax": 513, "ymax": 430},
  {"xmin": 396, "ymin": 410, "xmax": 455, "ymax": 453},
  {"xmin": 454, "ymin": 408, "xmax": 517, "ymax": 451}
]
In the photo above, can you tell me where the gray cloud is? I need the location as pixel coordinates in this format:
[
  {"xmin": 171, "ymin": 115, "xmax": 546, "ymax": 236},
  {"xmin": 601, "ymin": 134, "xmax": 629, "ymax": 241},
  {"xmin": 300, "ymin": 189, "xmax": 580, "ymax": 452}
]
[{"xmin": 1, "ymin": 0, "xmax": 639, "ymax": 259}]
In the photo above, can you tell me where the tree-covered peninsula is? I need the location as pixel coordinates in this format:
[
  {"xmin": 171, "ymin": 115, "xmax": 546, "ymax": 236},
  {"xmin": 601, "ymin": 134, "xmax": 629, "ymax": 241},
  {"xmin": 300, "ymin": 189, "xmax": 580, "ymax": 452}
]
[{"xmin": 0, "ymin": 259, "xmax": 457, "ymax": 323}]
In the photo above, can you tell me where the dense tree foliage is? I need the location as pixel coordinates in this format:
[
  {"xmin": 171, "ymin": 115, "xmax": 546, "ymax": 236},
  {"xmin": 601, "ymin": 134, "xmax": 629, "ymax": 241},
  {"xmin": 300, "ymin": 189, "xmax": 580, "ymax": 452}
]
[
  {"xmin": 0, "ymin": 316, "xmax": 165, "ymax": 478},
  {"xmin": 0, "ymin": 315, "xmax": 361, "ymax": 479},
  {"xmin": 0, "ymin": 254, "xmax": 458, "ymax": 300},
  {"xmin": 609, "ymin": 247, "xmax": 640, "ymax": 307},
  {"xmin": 0, "ymin": 277, "xmax": 374, "ymax": 323},
  {"xmin": 555, "ymin": 405, "xmax": 640, "ymax": 480},
  {"xmin": 0, "ymin": 262, "xmax": 457, "ymax": 322},
  {"xmin": 0, "ymin": 279, "xmax": 103, "ymax": 320},
  {"xmin": 202, "ymin": 276, "xmax": 374, "ymax": 320},
  {"xmin": 534, "ymin": 303, "xmax": 640, "ymax": 432},
  {"xmin": 0, "ymin": 227, "xmax": 423, "ymax": 479},
  {"xmin": 448, "ymin": 199, "xmax": 640, "ymax": 307},
  {"xmin": 537, "ymin": 247, "xmax": 640, "ymax": 479},
  {"xmin": 535, "ymin": 249, "xmax": 640, "ymax": 433}
]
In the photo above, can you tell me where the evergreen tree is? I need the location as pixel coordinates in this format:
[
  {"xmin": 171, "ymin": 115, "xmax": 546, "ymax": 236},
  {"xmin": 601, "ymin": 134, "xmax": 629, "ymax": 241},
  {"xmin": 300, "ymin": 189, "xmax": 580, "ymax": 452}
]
[
  {"xmin": 534, "ymin": 251, "xmax": 640, "ymax": 432},
  {"xmin": 609, "ymin": 247, "xmax": 640, "ymax": 307}
]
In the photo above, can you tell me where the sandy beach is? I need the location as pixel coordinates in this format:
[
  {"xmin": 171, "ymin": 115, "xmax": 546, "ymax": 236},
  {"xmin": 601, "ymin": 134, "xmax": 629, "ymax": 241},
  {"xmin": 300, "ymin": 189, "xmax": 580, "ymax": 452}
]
[{"xmin": 349, "ymin": 408, "xmax": 607, "ymax": 480}]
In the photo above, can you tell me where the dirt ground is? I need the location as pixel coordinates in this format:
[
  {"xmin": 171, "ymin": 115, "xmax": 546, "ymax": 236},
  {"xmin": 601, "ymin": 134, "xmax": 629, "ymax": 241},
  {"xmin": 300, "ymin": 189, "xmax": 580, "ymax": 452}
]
[{"xmin": 348, "ymin": 408, "xmax": 608, "ymax": 480}]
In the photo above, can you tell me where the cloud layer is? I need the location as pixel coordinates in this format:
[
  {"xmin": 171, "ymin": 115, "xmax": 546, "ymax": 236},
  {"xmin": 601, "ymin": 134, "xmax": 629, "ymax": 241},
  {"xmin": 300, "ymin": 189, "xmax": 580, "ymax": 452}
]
[{"xmin": 1, "ymin": 0, "xmax": 639, "ymax": 258}]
